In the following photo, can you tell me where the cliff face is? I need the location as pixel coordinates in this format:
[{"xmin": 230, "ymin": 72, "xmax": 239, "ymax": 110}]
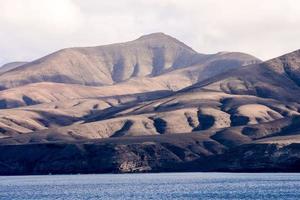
[
  {"xmin": 2, "ymin": 137, "xmax": 300, "ymax": 174},
  {"xmin": 0, "ymin": 134, "xmax": 225, "ymax": 174},
  {"xmin": 1, "ymin": 117, "xmax": 300, "ymax": 174},
  {"xmin": 192, "ymin": 143, "xmax": 300, "ymax": 172}
]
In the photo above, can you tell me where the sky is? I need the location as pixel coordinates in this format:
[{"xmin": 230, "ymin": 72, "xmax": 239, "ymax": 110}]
[{"xmin": 1, "ymin": 0, "xmax": 300, "ymax": 65}]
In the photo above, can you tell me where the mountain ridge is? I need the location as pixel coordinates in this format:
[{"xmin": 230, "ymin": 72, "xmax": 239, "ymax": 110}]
[{"xmin": 0, "ymin": 32, "xmax": 260, "ymax": 89}]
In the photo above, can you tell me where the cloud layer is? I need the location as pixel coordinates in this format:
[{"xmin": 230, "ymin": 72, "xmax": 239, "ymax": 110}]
[{"xmin": 1, "ymin": 0, "xmax": 300, "ymax": 65}]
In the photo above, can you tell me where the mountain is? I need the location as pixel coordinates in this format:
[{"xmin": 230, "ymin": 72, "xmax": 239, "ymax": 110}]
[
  {"xmin": 0, "ymin": 51, "xmax": 258, "ymax": 109},
  {"xmin": 0, "ymin": 33, "xmax": 263, "ymax": 139},
  {"xmin": 184, "ymin": 49, "xmax": 300, "ymax": 102},
  {"xmin": 1, "ymin": 33, "xmax": 300, "ymax": 174},
  {"xmin": 0, "ymin": 33, "xmax": 259, "ymax": 90},
  {"xmin": 0, "ymin": 61, "xmax": 28, "ymax": 74},
  {"xmin": 0, "ymin": 33, "xmax": 196, "ymax": 89},
  {"xmin": 0, "ymin": 33, "xmax": 259, "ymax": 109}
]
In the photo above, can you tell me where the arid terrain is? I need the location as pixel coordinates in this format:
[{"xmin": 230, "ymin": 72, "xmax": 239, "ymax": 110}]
[{"xmin": 0, "ymin": 33, "xmax": 300, "ymax": 174}]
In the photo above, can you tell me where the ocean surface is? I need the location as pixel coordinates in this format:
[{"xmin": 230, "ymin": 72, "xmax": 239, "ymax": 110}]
[{"xmin": 0, "ymin": 173, "xmax": 300, "ymax": 199}]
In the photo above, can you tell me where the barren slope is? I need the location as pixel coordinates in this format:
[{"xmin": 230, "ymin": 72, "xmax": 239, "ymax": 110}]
[
  {"xmin": 1, "ymin": 50, "xmax": 299, "ymax": 143},
  {"xmin": 0, "ymin": 33, "xmax": 202, "ymax": 89}
]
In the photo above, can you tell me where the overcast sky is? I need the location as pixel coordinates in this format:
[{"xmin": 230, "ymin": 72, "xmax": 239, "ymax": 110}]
[{"xmin": 1, "ymin": 0, "xmax": 300, "ymax": 65}]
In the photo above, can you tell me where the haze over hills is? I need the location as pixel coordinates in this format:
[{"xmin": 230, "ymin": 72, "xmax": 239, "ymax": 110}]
[
  {"xmin": 0, "ymin": 62, "xmax": 28, "ymax": 75},
  {"xmin": 0, "ymin": 33, "xmax": 300, "ymax": 174}
]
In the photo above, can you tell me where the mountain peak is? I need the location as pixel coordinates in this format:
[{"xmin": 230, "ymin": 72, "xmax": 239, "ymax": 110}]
[
  {"xmin": 137, "ymin": 32, "xmax": 170, "ymax": 40},
  {"xmin": 136, "ymin": 32, "xmax": 196, "ymax": 53}
]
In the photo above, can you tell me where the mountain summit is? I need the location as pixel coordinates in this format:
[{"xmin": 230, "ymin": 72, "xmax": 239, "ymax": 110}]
[{"xmin": 136, "ymin": 32, "xmax": 196, "ymax": 51}]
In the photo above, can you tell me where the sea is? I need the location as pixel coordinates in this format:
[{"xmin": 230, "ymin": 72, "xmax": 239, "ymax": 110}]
[{"xmin": 0, "ymin": 173, "xmax": 299, "ymax": 199}]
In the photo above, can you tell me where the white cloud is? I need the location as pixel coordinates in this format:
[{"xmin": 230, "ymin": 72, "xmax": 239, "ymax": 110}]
[{"xmin": 1, "ymin": 0, "xmax": 300, "ymax": 65}]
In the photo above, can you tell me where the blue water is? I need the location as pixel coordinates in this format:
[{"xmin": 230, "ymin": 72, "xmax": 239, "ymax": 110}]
[{"xmin": 0, "ymin": 173, "xmax": 299, "ymax": 199}]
